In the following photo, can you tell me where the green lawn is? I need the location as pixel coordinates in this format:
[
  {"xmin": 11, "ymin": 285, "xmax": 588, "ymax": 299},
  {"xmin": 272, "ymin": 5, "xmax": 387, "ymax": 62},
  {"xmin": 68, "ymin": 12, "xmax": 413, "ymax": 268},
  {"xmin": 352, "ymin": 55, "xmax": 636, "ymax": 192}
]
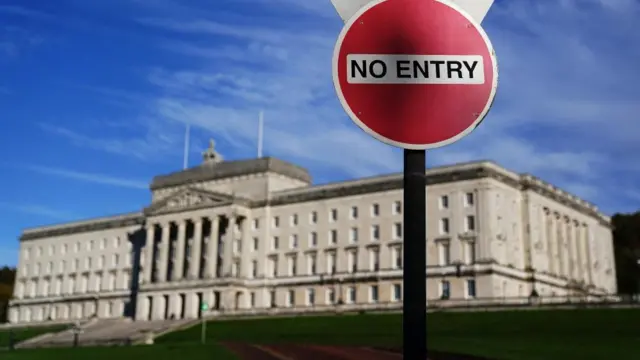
[
  {"xmin": 0, "ymin": 325, "xmax": 69, "ymax": 348},
  {"xmin": 0, "ymin": 343, "xmax": 236, "ymax": 360},
  {"xmin": 3, "ymin": 309, "xmax": 640, "ymax": 360},
  {"xmin": 157, "ymin": 308, "xmax": 640, "ymax": 360}
]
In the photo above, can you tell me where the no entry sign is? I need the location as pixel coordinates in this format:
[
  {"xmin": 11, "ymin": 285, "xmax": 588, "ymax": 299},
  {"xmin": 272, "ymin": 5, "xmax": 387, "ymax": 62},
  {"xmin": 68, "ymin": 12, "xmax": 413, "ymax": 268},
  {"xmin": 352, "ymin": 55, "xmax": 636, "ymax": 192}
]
[{"xmin": 332, "ymin": 0, "xmax": 498, "ymax": 150}]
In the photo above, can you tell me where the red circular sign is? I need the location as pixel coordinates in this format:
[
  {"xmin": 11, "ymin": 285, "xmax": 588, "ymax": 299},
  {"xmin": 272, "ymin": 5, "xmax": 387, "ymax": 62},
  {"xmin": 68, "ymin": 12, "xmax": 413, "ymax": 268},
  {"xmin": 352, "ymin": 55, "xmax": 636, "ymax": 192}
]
[{"xmin": 333, "ymin": 0, "xmax": 498, "ymax": 150}]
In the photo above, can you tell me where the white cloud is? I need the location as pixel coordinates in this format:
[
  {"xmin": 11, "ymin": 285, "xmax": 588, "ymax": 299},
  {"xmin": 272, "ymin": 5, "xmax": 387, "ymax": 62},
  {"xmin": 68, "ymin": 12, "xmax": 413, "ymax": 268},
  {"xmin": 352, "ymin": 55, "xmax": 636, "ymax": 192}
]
[
  {"xmin": 0, "ymin": 202, "xmax": 77, "ymax": 221},
  {"xmin": 42, "ymin": 0, "xmax": 640, "ymax": 211},
  {"xmin": 24, "ymin": 165, "xmax": 148, "ymax": 190}
]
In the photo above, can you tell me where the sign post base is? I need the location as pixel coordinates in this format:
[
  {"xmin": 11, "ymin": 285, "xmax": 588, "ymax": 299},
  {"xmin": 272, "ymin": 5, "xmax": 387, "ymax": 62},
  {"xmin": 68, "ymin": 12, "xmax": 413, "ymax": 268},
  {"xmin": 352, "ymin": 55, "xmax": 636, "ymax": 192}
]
[{"xmin": 403, "ymin": 149, "xmax": 427, "ymax": 359}]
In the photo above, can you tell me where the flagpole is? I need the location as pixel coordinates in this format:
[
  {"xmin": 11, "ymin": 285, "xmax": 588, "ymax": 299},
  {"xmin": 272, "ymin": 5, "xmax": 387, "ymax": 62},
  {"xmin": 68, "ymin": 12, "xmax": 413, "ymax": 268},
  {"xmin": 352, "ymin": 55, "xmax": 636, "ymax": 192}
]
[
  {"xmin": 257, "ymin": 111, "xmax": 264, "ymax": 158},
  {"xmin": 183, "ymin": 124, "xmax": 190, "ymax": 169}
]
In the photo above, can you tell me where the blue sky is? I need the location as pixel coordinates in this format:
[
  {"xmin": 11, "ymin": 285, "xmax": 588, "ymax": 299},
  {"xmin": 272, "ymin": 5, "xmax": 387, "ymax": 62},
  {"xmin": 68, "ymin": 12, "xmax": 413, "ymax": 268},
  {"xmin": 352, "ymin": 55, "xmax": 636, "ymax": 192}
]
[{"xmin": 0, "ymin": 0, "xmax": 638, "ymax": 267}]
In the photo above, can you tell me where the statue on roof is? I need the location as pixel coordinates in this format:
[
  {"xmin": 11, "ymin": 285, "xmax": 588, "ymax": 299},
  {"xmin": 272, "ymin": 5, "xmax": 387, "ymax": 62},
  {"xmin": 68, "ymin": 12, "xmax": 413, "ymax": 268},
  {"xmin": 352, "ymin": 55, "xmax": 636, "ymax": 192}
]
[{"xmin": 202, "ymin": 138, "xmax": 223, "ymax": 165}]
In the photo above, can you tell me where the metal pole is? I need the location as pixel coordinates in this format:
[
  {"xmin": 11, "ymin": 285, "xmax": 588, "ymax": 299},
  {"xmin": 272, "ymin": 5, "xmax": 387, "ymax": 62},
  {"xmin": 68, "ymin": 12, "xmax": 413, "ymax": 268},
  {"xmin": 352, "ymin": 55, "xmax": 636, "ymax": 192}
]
[
  {"xmin": 403, "ymin": 149, "xmax": 427, "ymax": 359},
  {"xmin": 200, "ymin": 318, "xmax": 206, "ymax": 344}
]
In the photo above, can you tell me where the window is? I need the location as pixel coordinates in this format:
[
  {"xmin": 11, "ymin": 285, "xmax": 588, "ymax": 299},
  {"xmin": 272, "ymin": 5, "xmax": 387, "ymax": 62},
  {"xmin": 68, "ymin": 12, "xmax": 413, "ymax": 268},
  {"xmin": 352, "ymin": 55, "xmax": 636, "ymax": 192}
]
[
  {"xmin": 251, "ymin": 260, "xmax": 258, "ymax": 278},
  {"xmin": 272, "ymin": 216, "xmax": 280, "ymax": 228},
  {"xmin": 327, "ymin": 288, "xmax": 335, "ymax": 304},
  {"xmin": 327, "ymin": 252, "xmax": 336, "ymax": 274},
  {"xmin": 347, "ymin": 286, "xmax": 356, "ymax": 304},
  {"xmin": 61, "ymin": 244, "xmax": 67, "ymax": 255},
  {"xmin": 393, "ymin": 201, "xmax": 402, "ymax": 215},
  {"xmin": 351, "ymin": 206, "xmax": 358, "ymax": 219},
  {"xmin": 268, "ymin": 257, "xmax": 278, "ymax": 277},
  {"xmin": 115, "ymin": 237, "xmax": 122, "ymax": 248},
  {"xmin": 252, "ymin": 237, "xmax": 259, "ymax": 251},
  {"xmin": 348, "ymin": 250, "xmax": 358, "ymax": 273},
  {"xmin": 392, "ymin": 246, "xmax": 403, "ymax": 269},
  {"xmin": 272, "ymin": 236, "xmax": 279, "ymax": 250},
  {"xmin": 48, "ymin": 245, "xmax": 54, "ymax": 256},
  {"xmin": 89, "ymin": 241, "xmax": 94, "ymax": 251},
  {"xmin": 309, "ymin": 232, "xmax": 318, "ymax": 247},
  {"xmin": 441, "ymin": 280, "xmax": 451, "ymax": 299},
  {"xmin": 87, "ymin": 257, "xmax": 93, "ymax": 270},
  {"xmin": 100, "ymin": 239, "xmax": 106, "ymax": 250},
  {"xmin": 393, "ymin": 222, "xmax": 402, "ymax": 239},
  {"xmin": 308, "ymin": 254, "xmax": 317, "ymax": 275},
  {"xmin": 291, "ymin": 214, "xmax": 298, "ymax": 226},
  {"xmin": 307, "ymin": 288, "xmax": 315, "ymax": 305},
  {"xmin": 329, "ymin": 230, "xmax": 338, "ymax": 245},
  {"xmin": 370, "ymin": 249, "xmax": 380, "ymax": 271},
  {"xmin": 59, "ymin": 261, "xmax": 65, "ymax": 273},
  {"xmin": 98, "ymin": 256, "xmax": 104, "ymax": 269},
  {"xmin": 290, "ymin": 234, "xmax": 298, "ymax": 249},
  {"xmin": 46, "ymin": 262, "xmax": 52, "ymax": 274},
  {"xmin": 74, "ymin": 259, "xmax": 80, "ymax": 271},
  {"xmin": 112, "ymin": 254, "xmax": 119, "ymax": 267},
  {"xmin": 288, "ymin": 255, "xmax": 297, "ymax": 276},
  {"xmin": 330, "ymin": 209, "xmax": 338, "ymax": 222},
  {"xmin": 371, "ymin": 225, "xmax": 380, "ymax": 241},
  {"xmin": 252, "ymin": 218, "xmax": 260, "ymax": 230},
  {"xmin": 310, "ymin": 211, "xmax": 318, "ymax": 224},
  {"xmin": 349, "ymin": 228, "xmax": 358, "ymax": 243},
  {"xmin": 440, "ymin": 195, "xmax": 449, "ymax": 209},
  {"xmin": 392, "ymin": 284, "xmax": 402, "ymax": 302},
  {"xmin": 466, "ymin": 279, "xmax": 476, "ymax": 298},
  {"xmin": 440, "ymin": 218, "xmax": 450, "ymax": 234},
  {"xmin": 269, "ymin": 290, "xmax": 276, "ymax": 307},
  {"xmin": 370, "ymin": 285, "xmax": 379, "ymax": 303},
  {"xmin": 465, "ymin": 215, "xmax": 476, "ymax": 231},
  {"xmin": 466, "ymin": 242, "xmax": 476, "ymax": 264},
  {"xmin": 371, "ymin": 203, "xmax": 380, "ymax": 216},
  {"xmin": 465, "ymin": 192, "xmax": 475, "ymax": 206},
  {"xmin": 74, "ymin": 242, "xmax": 80, "ymax": 253},
  {"xmin": 250, "ymin": 292, "xmax": 256, "ymax": 307},
  {"xmin": 287, "ymin": 290, "xmax": 295, "ymax": 307},
  {"xmin": 231, "ymin": 262, "xmax": 239, "ymax": 276},
  {"xmin": 439, "ymin": 242, "xmax": 451, "ymax": 265}
]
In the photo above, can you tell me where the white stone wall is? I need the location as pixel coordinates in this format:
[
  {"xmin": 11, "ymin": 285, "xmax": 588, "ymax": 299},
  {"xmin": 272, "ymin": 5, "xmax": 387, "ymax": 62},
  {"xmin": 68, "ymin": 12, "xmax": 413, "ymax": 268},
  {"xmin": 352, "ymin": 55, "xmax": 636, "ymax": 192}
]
[{"xmin": 9, "ymin": 162, "xmax": 616, "ymax": 324}]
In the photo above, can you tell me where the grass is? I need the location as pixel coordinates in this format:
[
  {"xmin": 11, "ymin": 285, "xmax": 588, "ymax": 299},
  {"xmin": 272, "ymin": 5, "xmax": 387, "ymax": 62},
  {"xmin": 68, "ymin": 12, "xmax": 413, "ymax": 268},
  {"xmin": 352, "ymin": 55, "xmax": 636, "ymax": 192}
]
[
  {"xmin": 0, "ymin": 343, "xmax": 237, "ymax": 360},
  {"xmin": 157, "ymin": 308, "xmax": 640, "ymax": 360},
  {"xmin": 0, "ymin": 325, "xmax": 69, "ymax": 348},
  {"xmin": 3, "ymin": 308, "xmax": 640, "ymax": 359}
]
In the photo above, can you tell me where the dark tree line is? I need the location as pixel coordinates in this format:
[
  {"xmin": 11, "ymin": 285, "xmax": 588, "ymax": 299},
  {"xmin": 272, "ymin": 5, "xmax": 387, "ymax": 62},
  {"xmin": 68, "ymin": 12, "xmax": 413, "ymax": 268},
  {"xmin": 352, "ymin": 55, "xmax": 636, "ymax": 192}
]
[
  {"xmin": 0, "ymin": 266, "xmax": 16, "ymax": 323},
  {"xmin": 612, "ymin": 212, "xmax": 640, "ymax": 294}
]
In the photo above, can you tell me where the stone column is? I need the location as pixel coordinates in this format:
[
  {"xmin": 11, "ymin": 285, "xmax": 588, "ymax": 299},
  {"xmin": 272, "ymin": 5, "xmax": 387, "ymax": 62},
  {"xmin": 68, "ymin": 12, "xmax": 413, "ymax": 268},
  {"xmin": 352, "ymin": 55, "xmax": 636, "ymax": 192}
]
[
  {"xmin": 478, "ymin": 187, "xmax": 492, "ymax": 261},
  {"xmin": 143, "ymin": 225, "xmax": 155, "ymax": 283},
  {"xmin": 189, "ymin": 220, "xmax": 203, "ymax": 279},
  {"xmin": 223, "ymin": 214, "xmax": 237, "ymax": 277},
  {"xmin": 562, "ymin": 219, "xmax": 571, "ymax": 278},
  {"xmin": 240, "ymin": 216, "xmax": 251, "ymax": 278},
  {"xmin": 157, "ymin": 223, "xmax": 170, "ymax": 283},
  {"xmin": 584, "ymin": 225, "xmax": 593, "ymax": 285},
  {"xmin": 552, "ymin": 215, "xmax": 561, "ymax": 277},
  {"xmin": 205, "ymin": 215, "xmax": 220, "ymax": 278},
  {"xmin": 574, "ymin": 224, "xmax": 583, "ymax": 283},
  {"xmin": 173, "ymin": 220, "xmax": 187, "ymax": 281}
]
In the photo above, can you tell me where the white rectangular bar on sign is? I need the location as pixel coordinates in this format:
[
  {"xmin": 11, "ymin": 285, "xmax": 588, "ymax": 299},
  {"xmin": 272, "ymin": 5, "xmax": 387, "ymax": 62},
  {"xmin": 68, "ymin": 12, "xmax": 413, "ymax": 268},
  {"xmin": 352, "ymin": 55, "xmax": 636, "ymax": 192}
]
[{"xmin": 347, "ymin": 54, "xmax": 485, "ymax": 84}]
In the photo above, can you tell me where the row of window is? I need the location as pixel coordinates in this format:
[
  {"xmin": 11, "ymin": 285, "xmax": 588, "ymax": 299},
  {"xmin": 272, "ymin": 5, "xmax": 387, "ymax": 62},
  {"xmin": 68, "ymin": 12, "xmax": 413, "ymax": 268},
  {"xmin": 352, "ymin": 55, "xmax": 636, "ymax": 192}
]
[
  {"xmin": 439, "ymin": 192, "xmax": 475, "ymax": 209},
  {"xmin": 256, "ymin": 279, "xmax": 477, "ymax": 308},
  {"xmin": 16, "ymin": 272, "xmax": 130, "ymax": 299},
  {"xmin": 254, "ymin": 202, "xmax": 403, "ymax": 230},
  {"xmin": 24, "ymin": 237, "xmax": 126, "ymax": 260},
  {"xmin": 22, "ymin": 252, "xmax": 130, "ymax": 277}
]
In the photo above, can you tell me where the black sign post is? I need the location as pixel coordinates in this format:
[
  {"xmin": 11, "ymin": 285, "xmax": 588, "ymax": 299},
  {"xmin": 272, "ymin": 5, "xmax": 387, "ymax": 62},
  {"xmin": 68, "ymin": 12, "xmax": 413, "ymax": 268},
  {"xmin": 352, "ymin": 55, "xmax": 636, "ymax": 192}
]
[{"xmin": 403, "ymin": 149, "xmax": 427, "ymax": 360}]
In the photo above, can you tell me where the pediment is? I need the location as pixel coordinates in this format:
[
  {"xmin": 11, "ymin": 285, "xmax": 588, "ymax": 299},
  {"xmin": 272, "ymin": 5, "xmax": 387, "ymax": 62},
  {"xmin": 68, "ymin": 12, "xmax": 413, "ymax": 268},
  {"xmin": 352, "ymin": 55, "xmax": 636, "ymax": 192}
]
[{"xmin": 144, "ymin": 188, "xmax": 235, "ymax": 216}]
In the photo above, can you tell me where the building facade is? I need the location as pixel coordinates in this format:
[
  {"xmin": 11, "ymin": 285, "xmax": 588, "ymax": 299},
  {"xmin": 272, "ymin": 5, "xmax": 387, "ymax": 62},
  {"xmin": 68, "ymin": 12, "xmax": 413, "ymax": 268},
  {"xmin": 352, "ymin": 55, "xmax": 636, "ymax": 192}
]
[{"xmin": 7, "ymin": 142, "xmax": 616, "ymax": 324}]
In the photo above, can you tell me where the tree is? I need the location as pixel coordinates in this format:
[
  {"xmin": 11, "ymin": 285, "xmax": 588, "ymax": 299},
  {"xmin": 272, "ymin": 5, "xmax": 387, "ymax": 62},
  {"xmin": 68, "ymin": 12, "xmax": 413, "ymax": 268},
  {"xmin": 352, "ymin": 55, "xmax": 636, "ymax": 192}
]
[
  {"xmin": 0, "ymin": 266, "xmax": 16, "ymax": 323},
  {"xmin": 611, "ymin": 212, "xmax": 640, "ymax": 294}
]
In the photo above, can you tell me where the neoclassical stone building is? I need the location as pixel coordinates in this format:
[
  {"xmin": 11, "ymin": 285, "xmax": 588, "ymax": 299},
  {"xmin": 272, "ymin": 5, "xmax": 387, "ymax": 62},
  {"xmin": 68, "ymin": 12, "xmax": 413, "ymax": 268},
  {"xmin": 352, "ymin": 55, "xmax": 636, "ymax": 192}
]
[{"xmin": 8, "ymin": 142, "xmax": 616, "ymax": 324}]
